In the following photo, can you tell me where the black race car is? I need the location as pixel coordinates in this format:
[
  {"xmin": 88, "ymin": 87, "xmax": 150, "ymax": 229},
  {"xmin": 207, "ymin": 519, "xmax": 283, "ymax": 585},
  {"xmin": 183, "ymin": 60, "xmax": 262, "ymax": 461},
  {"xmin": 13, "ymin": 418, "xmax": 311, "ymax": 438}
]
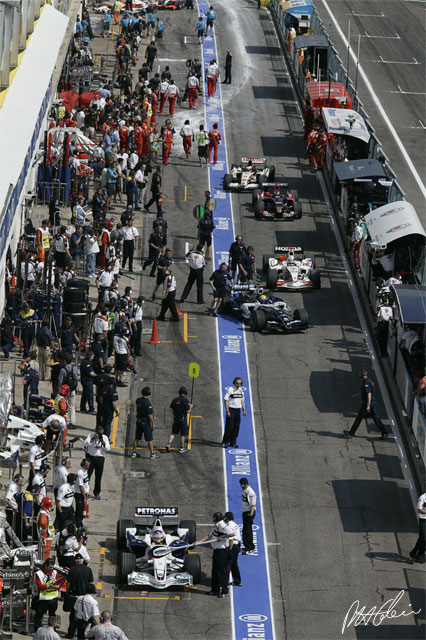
[
  {"xmin": 252, "ymin": 183, "xmax": 302, "ymax": 220},
  {"xmin": 221, "ymin": 284, "xmax": 309, "ymax": 333}
]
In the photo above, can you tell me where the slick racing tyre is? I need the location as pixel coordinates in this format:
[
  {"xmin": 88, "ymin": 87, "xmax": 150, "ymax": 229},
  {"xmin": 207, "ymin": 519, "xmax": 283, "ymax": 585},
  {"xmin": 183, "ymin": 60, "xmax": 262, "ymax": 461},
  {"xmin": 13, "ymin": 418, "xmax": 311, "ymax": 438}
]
[
  {"xmin": 293, "ymin": 202, "xmax": 302, "ymax": 219},
  {"xmin": 249, "ymin": 309, "xmax": 267, "ymax": 332},
  {"xmin": 118, "ymin": 551, "xmax": 136, "ymax": 585},
  {"xmin": 310, "ymin": 269, "xmax": 321, "ymax": 289},
  {"xmin": 179, "ymin": 519, "xmax": 196, "ymax": 544},
  {"xmin": 254, "ymin": 201, "xmax": 265, "ymax": 219},
  {"xmin": 266, "ymin": 268, "xmax": 278, "ymax": 289},
  {"xmin": 219, "ymin": 288, "xmax": 232, "ymax": 314},
  {"xmin": 117, "ymin": 519, "xmax": 135, "ymax": 550},
  {"xmin": 290, "ymin": 189, "xmax": 299, "ymax": 201},
  {"xmin": 293, "ymin": 308, "xmax": 309, "ymax": 324},
  {"xmin": 223, "ymin": 174, "xmax": 232, "ymax": 190},
  {"xmin": 252, "ymin": 188, "xmax": 261, "ymax": 206},
  {"xmin": 266, "ymin": 165, "xmax": 275, "ymax": 181},
  {"xmin": 262, "ymin": 254, "xmax": 273, "ymax": 274},
  {"xmin": 184, "ymin": 553, "xmax": 201, "ymax": 584}
]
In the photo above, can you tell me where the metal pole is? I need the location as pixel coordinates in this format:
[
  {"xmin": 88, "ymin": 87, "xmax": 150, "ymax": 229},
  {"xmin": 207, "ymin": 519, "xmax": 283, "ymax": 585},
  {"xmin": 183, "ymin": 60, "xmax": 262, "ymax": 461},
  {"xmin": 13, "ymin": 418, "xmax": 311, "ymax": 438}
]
[
  {"xmin": 43, "ymin": 131, "xmax": 48, "ymax": 202},
  {"xmin": 355, "ymin": 34, "xmax": 361, "ymax": 93},
  {"xmin": 346, "ymin": 19, "xmax": 351, "ymax": 88}
]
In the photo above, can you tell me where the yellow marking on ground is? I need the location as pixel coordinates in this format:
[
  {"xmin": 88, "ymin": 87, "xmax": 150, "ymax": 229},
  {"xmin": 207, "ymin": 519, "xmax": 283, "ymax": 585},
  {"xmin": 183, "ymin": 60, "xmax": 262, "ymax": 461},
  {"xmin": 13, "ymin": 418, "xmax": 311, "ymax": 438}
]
[
  {"xmin": 184, "ymin": 185, "xmax": 188, "ymax": 202},
  {"xmin": 104, "ymin": 593, "xmax": 181, "ymax": 600},
  {"xmin": 187, "ymin": 414, "xmax": 192, "ymax": 451},
  {"xmin": 184, "ymin": 313, "xmax": 188, "ymax": 343},
  {"xmin": 188, "ymin": 335, "xmax": 198, "ymax": 338},
  {"xmin": 96, "ymin": 582, "xmax": 102, "ymax": 591},
  {"xmin": 111, "ymin": 409, "xmax": 120, "ymax": 448}
]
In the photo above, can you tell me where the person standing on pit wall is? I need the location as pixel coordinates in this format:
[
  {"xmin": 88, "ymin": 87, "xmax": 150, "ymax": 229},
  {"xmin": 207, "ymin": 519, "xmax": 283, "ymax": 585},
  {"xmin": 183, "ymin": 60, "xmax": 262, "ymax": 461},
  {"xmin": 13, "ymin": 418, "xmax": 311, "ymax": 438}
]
[
  {"xmin": 240, "ymin": 477, "xmax": 256, "ymax": 554},
  {"xmin": 223, "ymin": 377, "xmax": 246, "ymax": 448},
  {"xmin": 195, "ymin": 512, "xmax": 229, "ymax": 598},
  {"xmin": 165, "ymin": 387, "xmax": 193, "ymax": 453},
  {"xmin": 131, "ymin": 387, "xmax": 160, "ymax": 460},
  {"xmin": 407, "ymin": 491, "xmax": 426, "ymax": 564},
  {"xmin": 180, "ymin": 244, "xmax": 206, "ymax": 305},
  {"xmin": 204, "ymin": 5, "xmax": 216, "ymax": 36},
  {"xmin": 157, "ymin": 270, "xmax": 179, "ymax": 322},
  {"xmin": 208, "ymin": 123, "xmax": 221, "ymax": 165},
  {"xmin": 84, "ymin": 425, "xmax": 111, "ymax": 500},
  {"xmin": 223, "ymin": 50, "xmax": 232, "ymax": 84},
  {"xmin": 344, "ymin": 369, "xmax": 388, "ymax": 439}
]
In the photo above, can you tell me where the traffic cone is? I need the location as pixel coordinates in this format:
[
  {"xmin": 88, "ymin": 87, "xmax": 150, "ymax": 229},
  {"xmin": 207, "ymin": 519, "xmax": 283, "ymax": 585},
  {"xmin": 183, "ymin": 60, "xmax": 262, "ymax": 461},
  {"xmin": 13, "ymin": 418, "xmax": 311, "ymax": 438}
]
[
  {"xmin": 148, "ymin": 318, "xmax": 161, "ymax": 344},
  {"xmin": 175, "ymin": 304, "xmax": 183, "ymax": 317}
]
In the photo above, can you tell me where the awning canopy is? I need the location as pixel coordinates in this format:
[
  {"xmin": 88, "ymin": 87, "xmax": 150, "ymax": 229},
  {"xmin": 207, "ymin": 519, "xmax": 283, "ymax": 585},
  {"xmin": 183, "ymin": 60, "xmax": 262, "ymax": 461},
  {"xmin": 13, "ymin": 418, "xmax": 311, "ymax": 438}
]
[
  {"xmin": 281, "ymin": 0, "xmax": 314, "ymax": 14},
  {"xmin": 334, "ymin": 159, "xmax": 388, "ymax": 182},
  {"xmin": 294, "ymin": 34, "xmax": 329, "ymax": 49},
  {"xmin": 322, "ymin": 107, "xmax": 370, "ymax": 144},
  {"xmin": 391, "ymin": 284, "xmax": 426, "ymax": 325},
  {"xmin": 307, "ymin": 81, "xmax": 349, "ymax": 102},
  {"xmin": 365, "ymin": 201, "xmax": 426, "ymax": 248}
]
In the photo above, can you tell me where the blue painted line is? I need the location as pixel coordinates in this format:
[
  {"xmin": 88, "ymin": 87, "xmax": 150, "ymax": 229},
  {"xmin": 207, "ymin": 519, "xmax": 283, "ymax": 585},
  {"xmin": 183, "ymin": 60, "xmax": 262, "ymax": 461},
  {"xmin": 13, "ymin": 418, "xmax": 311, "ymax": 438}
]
[{"xmin": 197, "ymin": 3, "xmax": 275, "ymax": 639}]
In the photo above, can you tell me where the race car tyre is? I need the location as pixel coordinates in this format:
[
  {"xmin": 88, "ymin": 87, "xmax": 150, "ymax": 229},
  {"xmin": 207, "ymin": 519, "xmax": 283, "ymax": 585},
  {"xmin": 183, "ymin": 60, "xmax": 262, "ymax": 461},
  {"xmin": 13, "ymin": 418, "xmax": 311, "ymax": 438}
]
[
  {"xmin": 223, "ymin": 174, "xmax": 232, "ymax": 190},
  {"xmin": 293, "ymin": 308, "xmax": 309, "ymax": 324},
  {"xmin": 118, "ymin": 551, "xmax": 136, "ymax": 585},
  {"xmin": 266, "ymin": 268, "xmax": 278, "ymax": 290},
  {"xmin": 310, "ymin": 269, "xmax": 321, "ymax": 289},
  {"xmin": 251, "ymin": 188, "xmax": 261, "ymax": 206},
  {"xmin": 184, "ymin": 553, "xmax": 201, "ymax": 584},
  {"xmin": 179, "ymin": 519, "xmax": 196, "ymax": 544},
  {"xmin": 249, "ymin": 309, "xmax": 267, "ymax": 332},
  {"xmin": 293, "ymin": 202, "xmax": 302, "ymax": 219},
  {"xmin": 63, "ymin": 288, "xmax": 86, "ymax": 304},
  {"xmin": 254, "ymin": 201, "xmax": 265, "ymax": 219},
  {"xmin": 305, "ymin": 255, "xmax": 315, "ymax": 269},
  {"xmin": 290, "ymin": 189, "xmax": 299, "ymax": 202},
  {"xmin": 117, "ymin": 519, "xmax": 135, "ymax": 550},
  {"xmin": 266, "ymin": 165, "xmax": 276, "ymax": 181},
  {"xmin": 219, "ymin": 288, "xmax": 232, "ymax": 314},
  {"xmin": 257, "ymin": 174, "xmax": 265, "ymax": 189},
  {"xmin": 63, "ymin": 302, "xmax": 87, "ymax": 314},
  {"xmin": 66, "ymin": 279, "xmax": 89, "ymax": 292},
  {"xmin": 262, "ymin": 254, "xmax": 274, "ymax": 274}
]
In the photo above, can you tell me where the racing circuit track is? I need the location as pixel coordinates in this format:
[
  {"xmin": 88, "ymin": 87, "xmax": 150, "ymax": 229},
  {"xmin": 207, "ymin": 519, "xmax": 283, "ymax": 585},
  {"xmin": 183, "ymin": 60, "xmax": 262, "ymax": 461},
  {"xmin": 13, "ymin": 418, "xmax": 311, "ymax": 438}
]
[{"xmin": 112, "ymin": 1, "xmax": 425, "ymax": 638}]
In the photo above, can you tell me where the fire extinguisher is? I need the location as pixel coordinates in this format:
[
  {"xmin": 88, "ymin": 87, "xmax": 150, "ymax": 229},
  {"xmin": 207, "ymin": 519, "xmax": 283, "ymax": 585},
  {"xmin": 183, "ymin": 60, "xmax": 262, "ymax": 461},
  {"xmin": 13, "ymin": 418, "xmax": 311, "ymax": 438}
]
[
  {"xmin": 83, "ymin": 503, "xmax": 89, "ymax": 519},
  {"xmin": 81, "ymin": 338, "xmax": 86, "ymax": 352}
]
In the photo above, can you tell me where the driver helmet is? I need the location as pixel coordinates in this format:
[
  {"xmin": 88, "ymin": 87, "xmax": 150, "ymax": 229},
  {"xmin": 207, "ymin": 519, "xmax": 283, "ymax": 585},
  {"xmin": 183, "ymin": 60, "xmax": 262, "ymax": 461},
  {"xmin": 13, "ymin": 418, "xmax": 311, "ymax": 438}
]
[
  {"xmin": 151, "ymin": 528, "xmax": 165, "ymax": 545},
  {"xmin": 60, "ymin": 384, "xmax": 70, "ymax": 396},
  {"xmin": 259, "ymin": 295, "xmax": 268, "ymax": 303},
  {"xmin": 287, "ymin": 253, "xmax": 295, "ymax": 262},
  {"xmin": 41, "ymin": 497, "xmax": 53, "ymax": 509}
]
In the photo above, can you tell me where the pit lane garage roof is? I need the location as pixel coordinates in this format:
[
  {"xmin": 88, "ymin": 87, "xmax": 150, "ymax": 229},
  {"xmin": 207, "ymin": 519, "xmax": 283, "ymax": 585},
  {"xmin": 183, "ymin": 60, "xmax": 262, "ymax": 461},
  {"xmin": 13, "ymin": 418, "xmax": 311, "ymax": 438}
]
[
  {"xmin": 365, "ymin": 201, "xmax": 426, "ymax": 248},
  {"xmin": 280, "ymin": 0, "xmax": 314, "ymax": 15},
  {"xmin": 294, "ymin": 34, "xmax": 329, "ymax": 49},
  {"xmin": 322, "ymin": 107, "xmax": 370, "ymax": 144},
  {"xmin": 391, "ymin": 284, "xmax": 426, "ymax": 325},
  {"xmin": 307, "ymin": 81, "xmax": 350, "ymax": 105},
  {"xmin": 334, "ymin": 159, "xmax": 388, "ymax": 182}
]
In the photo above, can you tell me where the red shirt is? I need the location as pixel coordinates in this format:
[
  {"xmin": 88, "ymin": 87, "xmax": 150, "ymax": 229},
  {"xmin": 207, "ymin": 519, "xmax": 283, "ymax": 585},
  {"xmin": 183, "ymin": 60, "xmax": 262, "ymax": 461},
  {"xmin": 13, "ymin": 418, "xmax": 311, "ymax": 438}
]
[{"xmin": 209, "ymin": 129, "xmax": 221, "ymax": 144}]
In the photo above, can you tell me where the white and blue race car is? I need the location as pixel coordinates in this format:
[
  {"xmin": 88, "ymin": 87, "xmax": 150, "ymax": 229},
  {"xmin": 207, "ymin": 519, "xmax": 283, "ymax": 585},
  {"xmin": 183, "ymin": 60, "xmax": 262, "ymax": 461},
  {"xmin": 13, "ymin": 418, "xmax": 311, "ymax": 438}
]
[{"xmin": 116, "ymin": 507, "xmax": 201, "ymax": 589}]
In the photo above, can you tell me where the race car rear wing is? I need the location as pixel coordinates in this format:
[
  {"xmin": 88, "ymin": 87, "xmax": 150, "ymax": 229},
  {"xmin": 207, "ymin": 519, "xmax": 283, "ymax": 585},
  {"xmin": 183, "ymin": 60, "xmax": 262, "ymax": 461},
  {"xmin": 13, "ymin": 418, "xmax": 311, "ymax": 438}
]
[
  {"xmin": 135, "ymin": 507, "xmax": 179, "ymax": 518},
  {"xmin": 233, "ymin": 284, "xmax": 261, "ymax": 291},
  {"xmin": 274, "ymin": 246, "xmax": 303, "ymax": 253},
  {"xmin": 241, "ymin": 157, "xmax": 265, "ymax": 167},
  {"xmin": 262, "ymin": 182, "xmax": 288, "ymax": 188}
]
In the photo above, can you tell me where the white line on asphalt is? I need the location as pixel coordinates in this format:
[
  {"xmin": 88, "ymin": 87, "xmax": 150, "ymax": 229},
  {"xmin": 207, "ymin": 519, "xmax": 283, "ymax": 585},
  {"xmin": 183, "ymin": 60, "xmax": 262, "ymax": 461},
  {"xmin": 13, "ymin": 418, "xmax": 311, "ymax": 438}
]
[
  {"xmin": 321, "ymin": 0, "xmax": 426, "ymax": 200},
  {"xmin": 362, "ymin": 31, "xmax": 401, "ymax": 39},
  {"xmin": 318, "ymin": 171, "xmax": 419, "ymax": 511},
  {"xmin": 346, "ymin": 10, "xmax": 385, "ymax": 16},
  {"xmin": 367, "ymin": 55, "xmax": 419, "ymax": 64},
  {"xmin": 385, "ymin": 86, "xmax": 426, "ymax": 95}
]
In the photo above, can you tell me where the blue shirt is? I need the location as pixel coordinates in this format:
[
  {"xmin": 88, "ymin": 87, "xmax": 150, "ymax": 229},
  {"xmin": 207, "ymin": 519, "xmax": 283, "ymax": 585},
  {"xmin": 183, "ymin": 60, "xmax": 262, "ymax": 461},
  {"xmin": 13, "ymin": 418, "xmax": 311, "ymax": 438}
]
[
  {"xmin": 121, "ymin": 15, "xmax": 130, "ymax": 27},
  {"xmin": 70, "ymin": 232, "xmax": 83, "ymax": 257},
  {"xmin": 157, "ymin": 20, "xmax": 163, "ymax": 31},
  {"xmin": 361, "ymin": 378, "xmax": 376, "ymax": 403},
  {"xmin": 104, "ymin": 13, "xmax": 111, "ymax": 24},
  {"xmin": 106, "ymin": 167, "xmax": 117, "ymax": 184},
  {"xmin": 103, "ymin": 134, "xmax": 112, "ymax": 153},
  {"xmin": 197, "ymin": 19, "xmax": 204, "ymax": 29},
  {"xmin": 148, "ymin": 12, "xmax": 155, "ymax": 22},
  {"xmin": 206, "ymin": 9, "xmax": 216, "ymax": 19}
]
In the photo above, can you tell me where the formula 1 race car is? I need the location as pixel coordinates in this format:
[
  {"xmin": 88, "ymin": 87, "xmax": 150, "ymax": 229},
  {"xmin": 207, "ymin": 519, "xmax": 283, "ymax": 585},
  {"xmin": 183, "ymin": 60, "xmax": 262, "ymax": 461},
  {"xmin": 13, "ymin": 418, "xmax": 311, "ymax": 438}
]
[
  {"xmin": 223, "ymin": 158, "xmax": 275, "ymax": 191},
  {"xmin": 222, "ymin": 284, "xmax": 309, "ymax": 333},
  {"xmin": 263, "ymin": 247, "xmax": 321, "ymax": 290},
  {"xmin": 156, "ymin": 0, "xmax": 184, "ymax": 9},
  {"xmin": 252, "ymin": 183, "xmax": 302, "ymax": 220},
  {"xmin": 116, "ymin": 507, "xmax": 201, "ymax": 589}
]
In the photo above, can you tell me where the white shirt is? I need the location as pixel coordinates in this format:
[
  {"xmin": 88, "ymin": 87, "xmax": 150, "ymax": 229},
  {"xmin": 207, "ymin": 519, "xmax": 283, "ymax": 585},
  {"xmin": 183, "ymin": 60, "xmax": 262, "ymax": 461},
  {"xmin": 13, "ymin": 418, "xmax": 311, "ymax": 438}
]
[
  {"xmin": 160, "ymin": 80, "xmax": 169, "ymax": 94},
  {"xmin": 75, "ymin": 594, "xmax": 99, "ymax": 621},
  {"xmin": 167, "ymin": 83, "xmax": 178, "ymax": 96},
  {"xmin": 163, "ymin": 274, "xmax": 176, "ymax": 293},
  {"xmin": 93, "ymin": 313, "xmax": 109, "ymax": 334},
  {"xmin": 119, "ymin": 153, "xmax": 128, "ymax": 171},
  {"xmin": 241, "ymin": 485, "xmax": 257, "ymax": 512},
  {"xmin": 135, "ymin": 169, "xmax": 146, "ymax": 186},
  {"xmin": 54, "ymin": 464, "xmax": 69, "ymax": 490},
  {"xmin": 43, "ymin": 414, "xmax": 67, "ymax": 431},
  {"xmin": 352, "ymin": 224, "xmax": 363, "ymax": 242},
  {"xmin": 129, "ymin": 152, "xmax": 139, "ymax": 170},
  {"xmin": 384, "ymin": 276, "xmax": 400, "ymax": 286},
  {"xmin": 77, "ymin": 467, "xmax": 90, "ymax": 495},
  {"xmin": 188, "ymin": 75, "xmax": 199, "ymax": 88},
  {"xmin": 180, "ymin": 124, "xmax": 193, "ymax": 137},
  {"xmin": 224, "ymin": 385, "xmax": 244, "ymax": 409},
  {"xmin": 32, "ymin": 472, "xmax": 47, "ymax": 500},
  {"xmin": 63, "ymin": 534, "xmax": 79, "ymax": 556},
  {"xmin": 57, "ymin": 482, "xmax": 75, "ymax": 508},
  {"xmin": 223, "ymin": 519, "xmax": 241, "ymax": 543},
  {"xmin": 122, "ymin": 225, "xmax": 139, "ymax": 241},
  {"xmin": 207, "ymin": 63, "xmax": 219, "ymax": 78},
  {"xmin": 21, "ymin": 261, "xmax": 36, "ymax": 281},
  {"xmin": 401, "ymin": 329, "xmax": 420, "ymax": 353},
  {"xmin": 377, "ymin": 306, "xmax": 393, "ymax": 322},
  {"xmin": 134, "ymin": 304, "xmax": 143, "ymax": 322},
  {"xmin": 84, "ymin": 622, "xmax": 128, "ymax": 639},
  {"xmin": 114, "ymin": 335, "xmax": 129, "ymax": 355},
  {"xmin": 84, "ymin": 433, "xmax": 110, "ymax": 457},
  {"xmin": 417, "ymin": 493, "xmax": 426, "ymax": 520},
  {"xmin": 86, "ymin": 235, "xmax": 100, "ymax": 255},
  {"xmin": 209, "ymin": 522, "xmax": 228, "ymax": 549},
  {"xmin": 97, "ymin": 270, "xmax": 114, "ymax": 288},
  {"xmin": 5, "ymin": 481, "xmax": 19, "ymax": 510},
  {"xmin": 187, "ymin": 252, "xmax": 205, "ymax": 270},
  {"xmin": 29, "ymin": 444, "xmax": 44, "ymax": 471}
]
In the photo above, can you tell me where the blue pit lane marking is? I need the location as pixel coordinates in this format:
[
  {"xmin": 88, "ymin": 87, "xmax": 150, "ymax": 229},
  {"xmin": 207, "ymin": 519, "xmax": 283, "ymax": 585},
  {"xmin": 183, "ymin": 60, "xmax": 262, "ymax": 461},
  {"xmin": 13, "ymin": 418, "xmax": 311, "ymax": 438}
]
[{"xmin": 197, "ymin": 3, "xmax": 275, "ymax": 639}]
